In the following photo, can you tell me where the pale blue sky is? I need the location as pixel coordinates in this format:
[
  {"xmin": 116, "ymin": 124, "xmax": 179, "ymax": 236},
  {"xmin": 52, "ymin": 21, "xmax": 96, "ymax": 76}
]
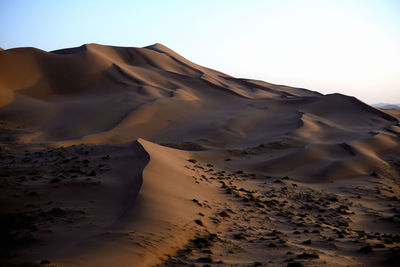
[{"xmin": 1, "ymin": 0, "xmax": 399, "ymax": 103}]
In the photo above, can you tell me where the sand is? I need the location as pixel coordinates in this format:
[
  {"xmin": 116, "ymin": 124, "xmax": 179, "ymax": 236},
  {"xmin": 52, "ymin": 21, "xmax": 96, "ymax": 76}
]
[{"xmin": 0, "ymin": 43, "xmax": 399, "ymax": 266}]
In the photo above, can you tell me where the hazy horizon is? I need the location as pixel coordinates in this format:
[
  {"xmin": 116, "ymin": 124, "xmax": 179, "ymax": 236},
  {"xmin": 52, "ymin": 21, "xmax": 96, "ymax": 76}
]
[{"xmin": 1, "ymin": 0, "xmax": 399, "ymax": 104}]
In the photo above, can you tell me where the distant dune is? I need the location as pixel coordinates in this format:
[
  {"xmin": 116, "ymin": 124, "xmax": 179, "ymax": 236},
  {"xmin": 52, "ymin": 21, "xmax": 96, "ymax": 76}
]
[
  {"xmin": 373, "ymin": 103, "xmax": 400, "ymax": 110},
  {"xmin": 1, "ymin": 44, "xmax": 399, "ymax": 267}
]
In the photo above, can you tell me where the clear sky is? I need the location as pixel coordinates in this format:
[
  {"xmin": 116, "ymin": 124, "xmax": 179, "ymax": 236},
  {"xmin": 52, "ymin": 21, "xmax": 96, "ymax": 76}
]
[{"xmin": 1, "ymin": 0, "xmax": 399, "ymax": 104}]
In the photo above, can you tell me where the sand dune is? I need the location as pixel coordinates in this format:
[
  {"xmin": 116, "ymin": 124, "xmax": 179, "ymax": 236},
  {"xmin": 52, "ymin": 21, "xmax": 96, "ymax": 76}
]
[{"xmin": 1, "ymin": 44, "xmax": 399, "ymax": 266}]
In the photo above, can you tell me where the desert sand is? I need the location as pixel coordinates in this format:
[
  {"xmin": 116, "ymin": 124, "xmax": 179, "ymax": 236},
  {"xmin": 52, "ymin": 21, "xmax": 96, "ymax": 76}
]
[{"xmin": 0, "ymin": 43, "xmax": 399, "ymax": 267}]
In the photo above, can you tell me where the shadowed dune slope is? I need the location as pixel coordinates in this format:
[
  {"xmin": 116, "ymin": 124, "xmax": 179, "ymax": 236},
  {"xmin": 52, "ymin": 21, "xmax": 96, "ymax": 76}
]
[{"xmin": 0, "ymin": 140, "xmax": 150, "ymax": 266}]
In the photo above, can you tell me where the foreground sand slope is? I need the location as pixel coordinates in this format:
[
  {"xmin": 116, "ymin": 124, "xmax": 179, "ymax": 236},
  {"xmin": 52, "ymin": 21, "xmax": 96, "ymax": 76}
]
[
  {"xmin": 0, "ymin": 137, "xmax": 228, "ymax": 266},
  {"xmin": 63, "ymin": 139, "xmax": 224, "ymax": 267}
]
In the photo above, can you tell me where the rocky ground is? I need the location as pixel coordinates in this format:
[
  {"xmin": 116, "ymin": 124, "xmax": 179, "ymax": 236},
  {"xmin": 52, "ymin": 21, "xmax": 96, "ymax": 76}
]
[{"xmin": 159, "ymin": 159, "xmax": 400, "ymax": 267}]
